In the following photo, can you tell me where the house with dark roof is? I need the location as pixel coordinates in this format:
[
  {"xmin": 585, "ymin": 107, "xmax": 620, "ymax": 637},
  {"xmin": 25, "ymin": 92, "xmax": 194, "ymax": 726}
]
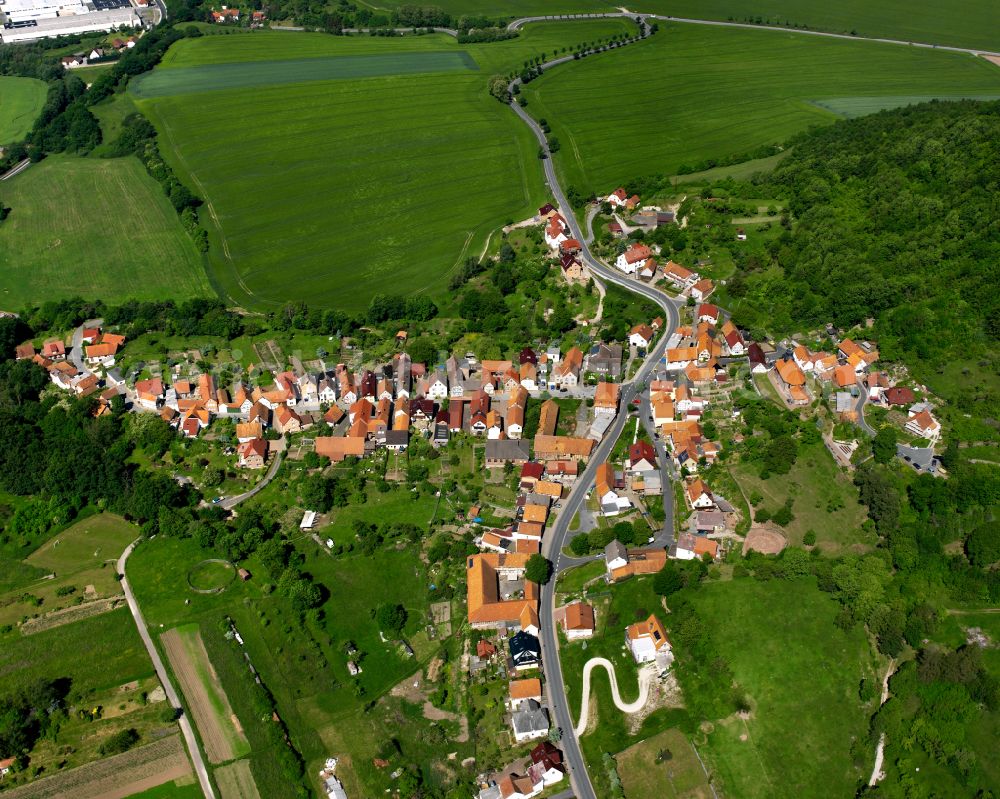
[{"xmin": 509, "ymin": 630, "xmax": 541, "ymax": 672}]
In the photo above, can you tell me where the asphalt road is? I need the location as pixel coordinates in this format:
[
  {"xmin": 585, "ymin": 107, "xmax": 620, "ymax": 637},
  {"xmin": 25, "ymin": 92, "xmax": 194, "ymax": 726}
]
[
  {"xmin": 507, "ymin": 36, "xmax": 686, "ymax": 794},
  {"xmin": 69, "ymin": 318, "xmax": 103, "ymax": 373},
  {"xmin": 118, "ymin": 540, "xmax": 217, "ymax": 799},
  {"xmin": 220, "ymin": 449, "xmax": 284, "ymax": 510}
]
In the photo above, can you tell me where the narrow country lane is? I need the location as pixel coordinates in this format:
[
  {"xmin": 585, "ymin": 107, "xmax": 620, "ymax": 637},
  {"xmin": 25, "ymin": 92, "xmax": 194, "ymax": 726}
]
[{"xmin": 118, "ymin": 541, "xmax": 218, "ymax": 799}]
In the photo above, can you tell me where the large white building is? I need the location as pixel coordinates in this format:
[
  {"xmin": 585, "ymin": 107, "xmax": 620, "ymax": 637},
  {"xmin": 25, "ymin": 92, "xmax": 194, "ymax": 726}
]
[{"xmin": 1, "ymin": 0, "xmax": 140, "ymax": 42}]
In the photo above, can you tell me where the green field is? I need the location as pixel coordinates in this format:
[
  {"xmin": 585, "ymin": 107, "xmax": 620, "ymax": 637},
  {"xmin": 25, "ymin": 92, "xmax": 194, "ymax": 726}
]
[
  {"xmin": 0, "ymin": 155, "xmax": 210, "ymax": 307},
  {"xmin": 133, "ymin": 51, "xmax": 478, "ymax": 97},
  {"xmin": 630, "ymin": 0, "xmax": 1000, "ymax": 52},
  {"xmin": 522, "ymin": 24, "xmax": 1000, "ymax": 195},
  {"xmin": 687, "ymin": 577, "xmax": 874, "ymax": 799},
  {"xmin": 133, "ymin": 21, "xmax": 632, "ymax": 310},
  {"xmin": 0, "ymin": 76, "xmax": 47, "ymax": 144},
  {"xmin": 616, "ymin": 727, "xmax": 712, "ymax": 799},
  {"xmin": 730, "ymin": 440, "xmax": 870, "ymax": 552},
  {"xmin": 125, "ymin": 779, "xmax": 203, "ymax": 798}
]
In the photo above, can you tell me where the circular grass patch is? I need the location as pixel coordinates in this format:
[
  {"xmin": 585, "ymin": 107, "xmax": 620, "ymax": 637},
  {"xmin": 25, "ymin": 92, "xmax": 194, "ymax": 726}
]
[{"xmin": 187, "ymin": 559, "xmax": 236, "ymax": 594}]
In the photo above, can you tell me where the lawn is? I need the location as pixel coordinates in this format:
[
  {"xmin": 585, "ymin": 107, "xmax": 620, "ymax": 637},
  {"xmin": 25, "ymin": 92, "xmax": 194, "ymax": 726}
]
[
  {"xmin": 630, "ymin": 0, "xmax": 1000, "ymax": 52},
  {"xmin": 684, "ymin": 577, "xmax": 874, "ymax": 799},
  {"xmin": 0, "ymin": 155, "xmax": 211, "ymax": 308},
  {"xmin": 0, "ymin": 76, "xmax": 47, "ymax": 144},
  {"xmin": 521, "ymin": 23, "xmax": 1000, "ymax": 196},
  {"xmin": 729, "ymin": 440, "xmax": 870, "ymax": 552},
  {"xmin": 555, "ymin": 558, "xmax": 605, "ymax": 595},
  {"xmin": 132, "ymin": 21, "xmax": 633, "ymax": 310}
]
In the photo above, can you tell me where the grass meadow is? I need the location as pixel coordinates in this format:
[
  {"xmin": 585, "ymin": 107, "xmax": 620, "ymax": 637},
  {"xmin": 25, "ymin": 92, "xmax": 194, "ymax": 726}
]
[
  {"xmin": 630, "ymin": 0, "xmax": 1000, "ymax": 52},
  {"xmin": 729, "ymin": 440, "xmax": 870, "ymax": 552},
  {"xmin": 521, "ymin": 24, "xmax": 1000, "ymax": 196},
  {"xmin": 0, "ymin": 155, "xmax": 210, "ymax": 307},
  {"xmin": 132, "ymin": 21, "xmax": 634, "ymax": 310},
  {"xmin": 0, "ymin": 76, "xmax": 47, "ymax": 144},
  {"xmin": 685, "ymin": 577, "xmax": 875, "ymax": 799}
]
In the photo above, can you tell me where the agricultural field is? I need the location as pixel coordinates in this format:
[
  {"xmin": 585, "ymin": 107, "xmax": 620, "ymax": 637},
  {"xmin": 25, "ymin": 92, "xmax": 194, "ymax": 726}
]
[
  {"xmin": 729, "ymin": 440, "xmax": 871, "ymax": 552},
  {"xmin": 2, "ymin": 736, "xmax": 193, "ymax": 799},
  {"xmin": 0, "ymin": 512, "xmax": 136, "ymax": 627},
  {"xmin": 630, "ymin": 0, "xmax": 1000, "ymax": 52},
  {"xmin": 132, "ymin": 20, "xmax": 633, "ymax": 310},
  {"xmin": 161, "ymin": 625, "xmax": 250, "ymax": 764},
  {"xmin": 0, "ymin": 76, "xmax": 47, "ymax": 144},
  {"xmin": 521, "ymin": 23, "xmax": 1000, "ymax": 195},
  {"xmin": 686, "ymin": 577, "xmax": 875, "ymax": 799},
  {"xmin": 0, "ymin": 155, "xmax": 210, "ymax": 308}
]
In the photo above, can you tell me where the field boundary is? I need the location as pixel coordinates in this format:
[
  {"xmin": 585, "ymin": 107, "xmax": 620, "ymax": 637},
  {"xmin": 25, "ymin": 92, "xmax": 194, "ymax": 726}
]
[{"xmin": 1, "ymin": 734, "xmax": 191, "ymax": 799}]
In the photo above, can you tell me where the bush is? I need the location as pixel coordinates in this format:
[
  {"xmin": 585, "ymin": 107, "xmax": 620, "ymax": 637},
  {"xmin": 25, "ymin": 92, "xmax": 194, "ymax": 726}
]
[{"xmin": 99, "ymin": 727, "xmax": 139, "ymax": 756}]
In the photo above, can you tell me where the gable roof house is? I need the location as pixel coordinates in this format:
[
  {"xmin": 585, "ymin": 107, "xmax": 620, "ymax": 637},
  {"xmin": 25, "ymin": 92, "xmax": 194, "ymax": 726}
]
[
  {"xmin": 685, "ymin": 478, "xmax": 715, "ymax": 509},
  {"xmin": 906, "ymin": 408, "xmax": 941, "ymax": 440},
  {"xmin": 662, "ymin": 260, "xmax": 697, "ymax": 288},
  {"xmin": 510, "ymin": 698, "xmax": 549, "ymax": 743},
  {"xmin": 533, "ymin": 435, "xmax": 594, "ymax": 462},
  {"xmin": 315, "ymin": 435, "xmax": 368, "ymax": 462},
  {"xmin": 629, "ymin": 323, "xmax": 654, "ymax": 349},
  {"xmin": 593, "ymin": 381, "xmax": 620, "ymax": 415},
  {"xmin": 690, "ymin": 278, "xmax": 715, "ymax": 302},
  {"xmin": 559, "ymin": 601, "xmax": 595, "ymax": 639},
  {"xmin": 237, "ymin": 438, "xmax": 268, "ymax": 469},
  {"xmin": 626, "ymin": 614, "xmax": 672, "ymax": 666},
  {"xmin": 551, "ymin": 347, "xmax": 583, "ymax": 388},
  {"xmin": 615, "ymin": 243, "xmax": 653, "ymax": 275},
  {"xmin": 673, "ymin": 532, "xmax": 719, "ymax": 561},
  {"xmin": 509, "ymin": 630, "xmax": 542, "ymax": 672},
  {"xmin": 604, "ymin": 540, "xmax": 667, "ymax": 581},
  {"xmin": 628, "ymin": 440, "xmax": 657, "ymax": 473},
  {"xmin": 587, "ymin": 342, "xmax": 623, "ymax": 378},
  {"xmin": 537, "ymin": 399, "xmax": 559, "ymax": 436}
]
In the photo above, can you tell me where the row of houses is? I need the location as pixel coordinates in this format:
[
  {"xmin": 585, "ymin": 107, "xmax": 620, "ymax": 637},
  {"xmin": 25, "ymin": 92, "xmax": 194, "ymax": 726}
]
[{"xmin": 476, "ymin": 741, "xmax": 567, "ymax": 799}]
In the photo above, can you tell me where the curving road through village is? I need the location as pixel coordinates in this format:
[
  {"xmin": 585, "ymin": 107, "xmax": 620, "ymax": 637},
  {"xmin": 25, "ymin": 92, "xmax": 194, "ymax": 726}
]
[{"xmin": 506, "ymin": 29, "xmax": 684, "ymax": 797}]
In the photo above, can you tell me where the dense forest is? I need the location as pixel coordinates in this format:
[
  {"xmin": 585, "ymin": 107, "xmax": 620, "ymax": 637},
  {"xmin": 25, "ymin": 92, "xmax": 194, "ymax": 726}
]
[{"xmin": 724, "ymin": 100, "xmax": 1000, "ymax": 418}]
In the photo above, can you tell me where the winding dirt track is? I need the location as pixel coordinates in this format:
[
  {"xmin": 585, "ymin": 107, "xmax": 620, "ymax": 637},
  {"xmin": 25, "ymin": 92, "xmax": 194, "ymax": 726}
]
[{"xmin": 574, "ymin": 657, "xmax": 654, "ymax": 736}]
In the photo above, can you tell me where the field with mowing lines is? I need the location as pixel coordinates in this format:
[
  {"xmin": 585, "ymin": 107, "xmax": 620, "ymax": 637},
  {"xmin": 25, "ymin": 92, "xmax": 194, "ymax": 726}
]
[
  {"xmin": 0, "ymin": 155, "xmax": 210, "ymax": 307},
  {"xmin": 630, "ymin": 0, "xmax": 1000, "ymax": 52},
  {"xmin": 133, "ymin": 51, "xmax": 477, "ymax": 97},
  {"xmin": 215, "ymin": 759, "xmax": 261, "ymax": 799},
  {"xmin": 162, "ymin": 625, "xmax": 250, "ymax": 764},
  {"xmin": 134, "ymin": 21, "xmax": 633, "ymax": 310},
  {"xmin": 0, "ymin": 76, "xmax": 47, "ymax": 143},
  {"xmin": 522, "ymin": 24, "xmax": 1000, "ymax": 195}
]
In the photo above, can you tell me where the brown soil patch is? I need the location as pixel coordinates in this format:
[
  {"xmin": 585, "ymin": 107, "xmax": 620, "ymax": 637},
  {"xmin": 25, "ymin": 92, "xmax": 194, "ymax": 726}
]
[
  {"xmin": 162, "ymin": 627, "xmax": 246, "ymax": 764},
  {"xmin": 2, "ymin": 734, "xmax": 191, "ymax": 799},
  {"xmin": 981, "ymin": 54, "xmax": 1000, "ymax": 68},
  {"xmin": 216, "ymin": 759, "xmax": 261, "ymax": 799},
  {"xmin": 742, "ymin": 525, "xmax": 787, "ymax": 556}
]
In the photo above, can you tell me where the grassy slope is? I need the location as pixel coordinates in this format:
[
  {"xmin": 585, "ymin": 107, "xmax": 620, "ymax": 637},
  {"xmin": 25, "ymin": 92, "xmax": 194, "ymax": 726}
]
[
  {"xmin": 0, "ymin": 76, "xmax": 47, "ymax": 144},
  {"xmin": 729, "ymin": 440, "xmax": 869, "ymax": 552},
  {"xmin": 521, "ymin": 24, "xmax": 1000, "ymax": 195},
  {"xmin": 0, "ymin": 155, "xmax": 210, "ymax": 307},
  {"xmin": 134, "ymin": 21, "xmax": 632, "ymax": 311},
  {"xmin": 629, "ymin": 0, "xmax": 1000, "ymax": 52},
  {"xmin": 688, "ymin": 577, "xmax": 874, "ymax": 799}
]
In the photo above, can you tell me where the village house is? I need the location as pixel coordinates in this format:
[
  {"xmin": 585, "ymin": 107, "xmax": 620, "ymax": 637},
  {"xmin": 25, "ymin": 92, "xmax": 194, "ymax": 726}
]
[
  {"xmin": 606, "ymin": 187, "xmax": 629, "ymax": 207},
  {"xmin": 593, "ymin": 381, "xmax": 619, "ymax": 415},
  {"xmin": 315, "ymin": 436, "xmax": 368, "ymax": 462},
  {"xmin": 559, "ymin": 252, "xmax": 587, "ymax": 283},
  {"xmin": 774, "ymin": 358, "xmax": 810, "ymax": 405},
  {"xmin": 626, "ymin": 614, "xmax": 672, "ymax": 665},
  {"xmin": 558, "ymin": 601, "xmax": 595, "ymax": 639},
  {"xmin": 685, "ymin": 478, "xmax": 715, "ymax": 509},
  {"xmin": 508, "ymin": 678, "xmax": 543, "ymax": 709},
  {"xmin": 587, "ymin": 342, "xmax": 622, "ymax": 378},
  {"xmin": 662, "ymin": 260, "xmax": 697, "ymax": 289},
  {"xmin": 551, "ymin": 346, "xmax": 583, "ymax": 388},
  {"xmin": 237, "ymin": 438, "xmax": 268, "ymax": 469},
  {"xmin": 673, "ymin": 532, "xmax": 719, "ymax": 561},
  {"xmin": 690, "ymin": 278, "xmax": 715, "ymax": 302},
  {"xmin": 615, "ymin": 243, "xmax": 654, "ymax": 275},
  {"xmin": 510, "ymin": 699, "xmax": 549, "ymax": 743},
  {"xmin": 604, "ymin": 540, "xmax": 667, "ymax": 581},
  {"xmin": 533, "ymin": 434, "xmax": 594, "ymax": 462},
  {"xmin": 629, "ymin": 323, "xmax": 654, "ymax": 350},
  {"xmin": 906, "ymin": 407, "xmax": 941, "ymax": 440},
  {"xmin": 628, "ymin": 440, "xmax": 657, "ymax": 473},
  {"xmin": 544, "ymin": 213, "xmax": 570, "ymax": 249},
  {"xmin": 595, "ymin": 462, "xmax": 630, "ymax": 516}
]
